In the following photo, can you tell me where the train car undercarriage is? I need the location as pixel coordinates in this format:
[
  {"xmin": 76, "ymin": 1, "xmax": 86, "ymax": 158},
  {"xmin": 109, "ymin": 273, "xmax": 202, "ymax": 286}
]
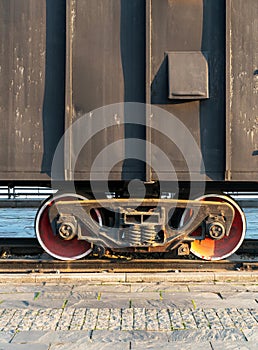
[
  {"xmin": 35, "ymin": 191, "xmax": 246, "ymax": 262},
  {"xmin": 0, "ymin": 0, "xmax": 255, "ymax": 263}
]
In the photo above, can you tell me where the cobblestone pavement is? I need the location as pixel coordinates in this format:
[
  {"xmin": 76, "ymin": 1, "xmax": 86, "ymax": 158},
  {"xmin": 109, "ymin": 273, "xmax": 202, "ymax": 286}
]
[{"xmin": 0, "ymin": 276, "xmax": 258, "ymax": 349}]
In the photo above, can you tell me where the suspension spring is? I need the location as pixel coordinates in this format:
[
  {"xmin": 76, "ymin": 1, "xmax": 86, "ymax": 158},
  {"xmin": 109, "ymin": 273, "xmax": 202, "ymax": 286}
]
[
  {"xmin": 124, "ymin": 225, "xmax": 142, "ymax": 245},
  {"xmin": 141, "ymin": 225, "xmax": 157, "ymax": 244}
]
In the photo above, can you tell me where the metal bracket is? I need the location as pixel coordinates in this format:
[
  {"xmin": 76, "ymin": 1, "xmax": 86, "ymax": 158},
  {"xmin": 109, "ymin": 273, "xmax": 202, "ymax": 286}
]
[{"xmin": 48, "ymin": 198, "xmax": 235, "ymax": 250}]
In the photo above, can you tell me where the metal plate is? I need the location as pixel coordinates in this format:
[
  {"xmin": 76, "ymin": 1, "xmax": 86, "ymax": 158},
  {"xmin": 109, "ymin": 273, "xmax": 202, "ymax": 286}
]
[
  {"xmin": 167, "ymin": 51, "xmax": 209, "ymax": 100},
  {"xmin": 226, "ymin": 0, "xmax": 258, "ymax": 180},
  {"xmin": 147, "ymin": 0, "xmax": 226, "ymax": 181},
  {"xmin": 65, "ymin": 0, "xmax": 146, "ymax": 181},
  {"xmin": 0, "ymin": 0, "xmax": 66, "ymax": 181}
]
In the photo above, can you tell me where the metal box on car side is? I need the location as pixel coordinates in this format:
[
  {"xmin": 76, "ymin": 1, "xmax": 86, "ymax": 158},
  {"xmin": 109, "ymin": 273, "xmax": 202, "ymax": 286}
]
[{"xmin": 147, "ymin": 0, "xmax": 226, "ymax": 181}]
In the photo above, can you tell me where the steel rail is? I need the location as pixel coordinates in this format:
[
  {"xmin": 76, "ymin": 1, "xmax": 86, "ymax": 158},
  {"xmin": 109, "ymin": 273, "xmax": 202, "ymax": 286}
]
[
  {"xmin": 0, "ymin": 238, "xmax": 258, "ymax": 273},
  {"xmin": 0, "ymin": 257, "xmax": 257, "ymax": 273}
]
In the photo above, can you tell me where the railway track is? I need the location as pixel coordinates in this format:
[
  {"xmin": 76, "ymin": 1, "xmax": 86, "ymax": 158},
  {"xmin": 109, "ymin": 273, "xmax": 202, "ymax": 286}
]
[
  {"xmin": 0, "ymin": 238, "xmax": 258, "ymax": 273},
  {"xmin": 0, "ymin": 258, "xmax": 258, "ymax": 273}
]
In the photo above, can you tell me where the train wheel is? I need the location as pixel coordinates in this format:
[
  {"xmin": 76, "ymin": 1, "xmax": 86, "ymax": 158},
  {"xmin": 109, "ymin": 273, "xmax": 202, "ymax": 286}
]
[
  {"xmin": 189, "ymin": 194, "xmax": 246, "ymax": 260},
  {"xmin": 35, "ymin": 193, "xmax": 102, "ymax": 260}
]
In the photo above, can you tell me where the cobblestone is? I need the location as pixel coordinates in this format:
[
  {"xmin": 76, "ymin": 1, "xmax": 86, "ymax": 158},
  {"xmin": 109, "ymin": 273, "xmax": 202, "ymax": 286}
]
[
  {"xmin": 69, "ymin": 308, "xmax": 86, "ymax": 330},
  {"xmin": 237, "ymin": 308, "xmax": 258, "ymax": 329},
  {"xmin": 215, "ymin": 309, "xmax": 235, "ymax": 329},
  {"xmin": 0, "ymin": 279, "xmax": 258, "ymax": 347},
  {"xmin": 145, "ymin": 309, "xmax": 159, "ymax": 331},
  {"xmin": 226, "ymin": 308, "xmax": 247, "ymax": 329},
  {"xmin": 133, "ymin": 308, "xmax": 146, "ymax": 330},
  {"xmin": 250, "ymin": 309, "xmax": 258, "ymax": 323},
  {"xmin": 96, "ymin": 308, "xmax": 110, "ymax": 330},
  {"xmin": 108, "ymin": 308, "xmax": 121, "ymax": 330},
  {"xmin": 204, "ymin": 308, "xmax": 223, "ymax": 330},
  {"xmin": 168, "ymin": 308, "xmax": 184, "ymax": 330},
  {"xmin": 0, "ymin": 306, "xmax": 258, "ymax": 333},
  {"xmin": 56, "ymin": 308, "xmax": 74, "ymax": 331},
  {"xmin": 6, "ymin": 310, "xmax": 27, "ymax": 331},
  {"xmin": 16, "ymin": 310, "xmax": 38, "ymax": 331},
  {"xmin": 121, "ymin": 308, "xmax": 133, "ymax": 331},
  {"xmin": 0, "ymin": 310, "xmax": 16, "ymax": 331},
  {"xmin": 192, "ymin": 309, "xmax": 210, "ymax": 329},
  {"xmin": 180, "ymin": 308, "xmax": 198, "ymax": 329},
  {"xmin": 157, "ymin": 309, "xmax": 171, "ymax": 331},
  {"xmin": 82, "ymin": 308, "xmax": 98, "ymax": 330}
]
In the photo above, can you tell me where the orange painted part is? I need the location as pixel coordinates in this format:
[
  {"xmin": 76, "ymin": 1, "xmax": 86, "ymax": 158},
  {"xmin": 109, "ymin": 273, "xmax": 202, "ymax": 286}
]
[{"xmin": 190, "ymin": 196, "xmax": 245, "ymax": 260}]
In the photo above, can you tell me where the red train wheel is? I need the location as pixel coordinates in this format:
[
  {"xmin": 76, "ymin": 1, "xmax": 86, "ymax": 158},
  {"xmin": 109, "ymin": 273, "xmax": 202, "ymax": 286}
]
[
  {"xmin": 189, "ymin": 194, "xmax": 246, "ymax": 260},
  {"xmin": 35, "ymin": 193, "xmax": 102, "ymax": 260}
]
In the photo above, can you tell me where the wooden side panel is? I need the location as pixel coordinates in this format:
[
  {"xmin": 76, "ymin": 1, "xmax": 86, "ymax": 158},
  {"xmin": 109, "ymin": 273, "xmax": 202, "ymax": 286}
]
[
  {"xmin": 0, "ymin": 0, "xmax": 66, "ymax": 181},
  {"xmin": 226, "ymin": 0, "xmax": 258, "ymax": 180},
  {"xmin": 66, "ymin": 0, "xmax": 146, "ymax": 180},
  {"xmin": 148, "ymin": 0, "xmax": 226, "ymax": 181}
]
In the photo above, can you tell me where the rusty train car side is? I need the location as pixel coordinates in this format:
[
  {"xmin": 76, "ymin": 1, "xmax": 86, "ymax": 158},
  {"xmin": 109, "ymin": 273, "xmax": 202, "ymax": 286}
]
[{"xmin": 0, "ymin": 0, "xmax": 257, "ymax": 260}]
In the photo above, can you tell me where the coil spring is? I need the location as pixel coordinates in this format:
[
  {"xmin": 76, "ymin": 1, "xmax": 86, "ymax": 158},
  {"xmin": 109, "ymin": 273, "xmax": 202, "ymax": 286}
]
[
  {"xmin": 124, "ymin": 225, "xmax": 142, "ymax": 245},
  {"xmin": 141, "ymin": 225, "xmax": 157, "ymax": 244}
]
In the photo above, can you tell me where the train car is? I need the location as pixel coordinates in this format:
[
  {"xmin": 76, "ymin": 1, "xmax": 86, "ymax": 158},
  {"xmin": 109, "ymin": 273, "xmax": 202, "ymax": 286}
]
[{"xmin": 0, "ymin": 0, "xmax": 257, "ymax": 261}]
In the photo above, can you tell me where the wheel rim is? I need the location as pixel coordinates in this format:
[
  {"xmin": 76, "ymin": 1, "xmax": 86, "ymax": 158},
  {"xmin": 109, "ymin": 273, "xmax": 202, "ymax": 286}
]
[
  {"xmin": 35, "ymin": 193, "xmax": 102, "ymax": 260},
  {"xmin": 189, "ymin": 194, "xmax": 246, "ymax": 260}
]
